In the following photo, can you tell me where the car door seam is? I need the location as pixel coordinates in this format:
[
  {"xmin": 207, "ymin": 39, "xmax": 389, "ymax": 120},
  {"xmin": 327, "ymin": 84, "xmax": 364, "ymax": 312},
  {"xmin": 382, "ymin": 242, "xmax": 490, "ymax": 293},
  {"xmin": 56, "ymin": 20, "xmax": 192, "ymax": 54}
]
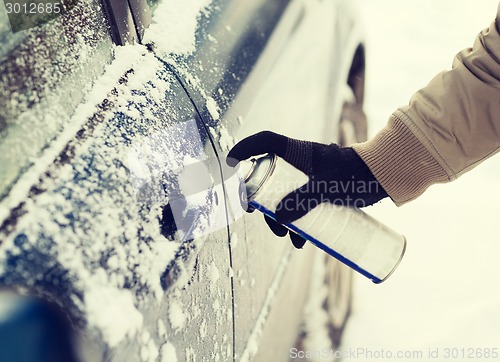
[{"xmin": 157, "ymin": 57, "xmax": 237, "ymax": 362}]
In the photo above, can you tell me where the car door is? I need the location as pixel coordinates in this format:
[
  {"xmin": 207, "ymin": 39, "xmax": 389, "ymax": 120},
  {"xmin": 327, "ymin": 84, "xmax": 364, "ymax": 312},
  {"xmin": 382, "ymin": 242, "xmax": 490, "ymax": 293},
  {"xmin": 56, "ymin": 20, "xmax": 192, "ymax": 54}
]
[
  {"xmin": 0, "ymin": 2, "xmax": 233, "ymax": 361},
  {"xmin": 225, "ymin": 1, "xmax": 340, "ymax": 359},
  {"xmin": 151, "ymin": 0, "xmax": 340, "ymax": 360}
]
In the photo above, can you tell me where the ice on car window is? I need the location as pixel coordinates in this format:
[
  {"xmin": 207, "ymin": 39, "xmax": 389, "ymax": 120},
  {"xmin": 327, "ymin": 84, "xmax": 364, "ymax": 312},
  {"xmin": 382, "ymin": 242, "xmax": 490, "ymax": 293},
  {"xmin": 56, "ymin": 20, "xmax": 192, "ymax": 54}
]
[{"xmin": 0, "ymin": 1, "xmax": 113, "ymax": 201}]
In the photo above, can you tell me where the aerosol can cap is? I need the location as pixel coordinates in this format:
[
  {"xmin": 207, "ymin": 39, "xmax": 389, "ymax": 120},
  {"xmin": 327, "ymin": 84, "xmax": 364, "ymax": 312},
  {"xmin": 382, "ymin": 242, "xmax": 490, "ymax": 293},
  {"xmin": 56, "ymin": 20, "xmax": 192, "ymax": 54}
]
[{"xmin": 241, "ymin": 154, "xmax": 277, "ymax": 201}]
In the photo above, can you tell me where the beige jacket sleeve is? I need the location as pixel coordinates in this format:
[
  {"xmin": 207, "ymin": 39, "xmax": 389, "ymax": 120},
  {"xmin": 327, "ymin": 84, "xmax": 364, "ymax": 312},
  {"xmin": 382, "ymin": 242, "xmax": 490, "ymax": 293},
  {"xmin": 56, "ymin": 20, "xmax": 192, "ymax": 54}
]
[{"xmin": 353, "ymin": 3, "xmax": 500, "ymax": 206}]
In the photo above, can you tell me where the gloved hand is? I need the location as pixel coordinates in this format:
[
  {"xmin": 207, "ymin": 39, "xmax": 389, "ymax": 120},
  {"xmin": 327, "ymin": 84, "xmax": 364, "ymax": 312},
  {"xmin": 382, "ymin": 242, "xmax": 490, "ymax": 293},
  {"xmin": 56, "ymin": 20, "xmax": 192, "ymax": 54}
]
[{"xmin": 227, "ymin": 131, "xmax": 388, "ymax": 248}]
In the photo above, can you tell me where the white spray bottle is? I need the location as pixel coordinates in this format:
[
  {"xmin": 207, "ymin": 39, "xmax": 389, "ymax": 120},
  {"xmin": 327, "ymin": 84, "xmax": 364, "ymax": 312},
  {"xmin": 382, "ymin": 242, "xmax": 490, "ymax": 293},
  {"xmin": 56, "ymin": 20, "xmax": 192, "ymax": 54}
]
[{"xmin": 240, "ymin": 153, "xmax": 406, "ymax": 283}]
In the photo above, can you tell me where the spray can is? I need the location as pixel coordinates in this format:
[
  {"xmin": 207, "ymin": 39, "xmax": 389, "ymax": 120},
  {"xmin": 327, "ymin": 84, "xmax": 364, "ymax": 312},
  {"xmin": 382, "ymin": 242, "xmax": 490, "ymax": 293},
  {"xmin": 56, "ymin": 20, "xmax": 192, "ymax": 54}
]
[{"xmin": 240, "ymin": 153, "xmax": 406, "ymax": 283}]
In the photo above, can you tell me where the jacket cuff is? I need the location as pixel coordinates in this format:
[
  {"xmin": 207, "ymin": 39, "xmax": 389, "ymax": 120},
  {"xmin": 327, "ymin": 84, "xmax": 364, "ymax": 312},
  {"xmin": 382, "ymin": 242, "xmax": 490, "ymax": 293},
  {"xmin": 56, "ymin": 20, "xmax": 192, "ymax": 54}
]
[{"xmin": 352, "ymin": 113, "xmax": 450, "ymax": 206}]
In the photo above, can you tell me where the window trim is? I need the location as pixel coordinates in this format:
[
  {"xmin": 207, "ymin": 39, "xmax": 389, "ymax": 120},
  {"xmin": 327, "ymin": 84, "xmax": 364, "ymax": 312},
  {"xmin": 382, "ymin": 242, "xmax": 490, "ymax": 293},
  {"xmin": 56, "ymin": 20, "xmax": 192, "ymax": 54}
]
[{"xmin": 102, "ymin": 0, "xmax": 151, "ymax": 45}]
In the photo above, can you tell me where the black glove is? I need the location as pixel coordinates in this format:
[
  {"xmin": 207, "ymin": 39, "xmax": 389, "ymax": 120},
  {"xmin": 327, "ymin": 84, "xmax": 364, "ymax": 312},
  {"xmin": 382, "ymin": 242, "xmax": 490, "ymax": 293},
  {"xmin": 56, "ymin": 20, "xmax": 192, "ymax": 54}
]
[{"xmin": 227, "ymin": 131, "xmax": 388, "ymax": 248}]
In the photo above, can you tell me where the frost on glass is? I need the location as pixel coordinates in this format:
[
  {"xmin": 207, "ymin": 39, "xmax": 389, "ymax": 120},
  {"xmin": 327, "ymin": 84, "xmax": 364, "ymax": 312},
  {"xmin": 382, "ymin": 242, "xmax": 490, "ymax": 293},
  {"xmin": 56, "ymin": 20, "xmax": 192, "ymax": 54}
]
[{"xmin": 0, "ymin": 0, "xmax": 113, "ymax": 200}]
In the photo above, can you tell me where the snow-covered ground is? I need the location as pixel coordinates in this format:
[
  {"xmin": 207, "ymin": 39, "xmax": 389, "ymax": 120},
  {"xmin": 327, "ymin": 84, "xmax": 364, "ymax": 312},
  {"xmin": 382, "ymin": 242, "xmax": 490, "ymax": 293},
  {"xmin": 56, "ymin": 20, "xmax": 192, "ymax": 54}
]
[{"xmin": 341, "ymin": 1, "xmax": 500, "ymax": 361}]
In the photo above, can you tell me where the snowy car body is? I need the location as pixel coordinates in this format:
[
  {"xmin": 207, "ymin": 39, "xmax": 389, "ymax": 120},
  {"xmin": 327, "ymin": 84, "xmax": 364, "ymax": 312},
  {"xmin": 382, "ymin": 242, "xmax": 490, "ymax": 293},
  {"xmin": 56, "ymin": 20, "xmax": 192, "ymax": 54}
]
[{"xmin": 0, "ymin": 0, "xmax": 366, "ymax": 360}]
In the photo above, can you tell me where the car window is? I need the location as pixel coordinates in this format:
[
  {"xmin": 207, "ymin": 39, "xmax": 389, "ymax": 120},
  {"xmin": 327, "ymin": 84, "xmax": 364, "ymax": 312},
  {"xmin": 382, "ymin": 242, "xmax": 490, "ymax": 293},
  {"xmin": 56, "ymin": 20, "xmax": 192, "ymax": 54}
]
[
  {"xmin": 188, "ymin": 0, "xmax": 289, "ymax": 114},
  {"xmin": 0, "ymin": 0, "xmax": 113, "ymax": 201}
]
